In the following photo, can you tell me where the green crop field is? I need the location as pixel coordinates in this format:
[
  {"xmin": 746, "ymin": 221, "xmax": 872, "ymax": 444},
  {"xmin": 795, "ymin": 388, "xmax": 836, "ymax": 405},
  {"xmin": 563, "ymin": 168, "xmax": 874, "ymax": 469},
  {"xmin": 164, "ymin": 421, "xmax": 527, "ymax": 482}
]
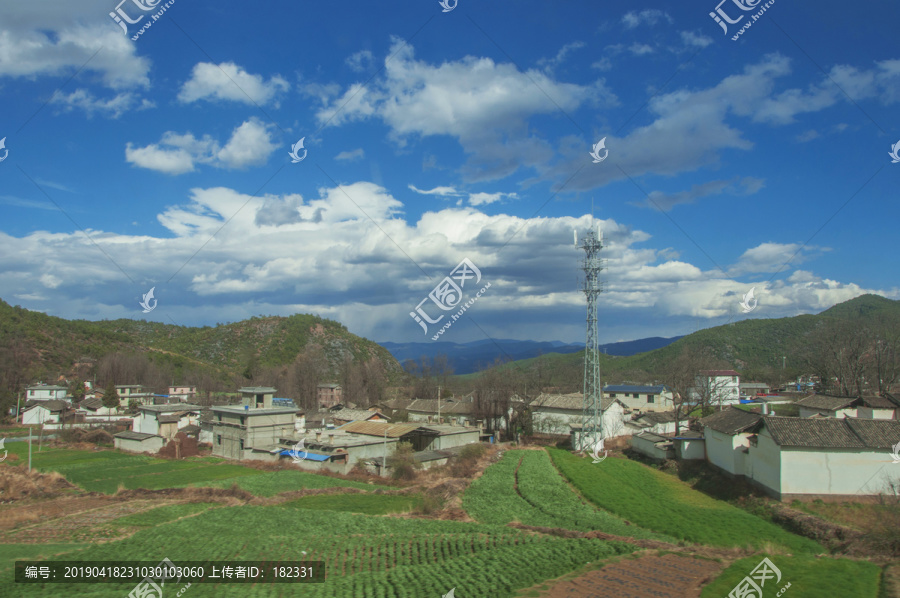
[
  {"xmin": 548, "ymin": 448, "xmax": 823, "ymax": 552},
  {"xmin": 699, "ymin": 554, "xmax": 881, "ymax": 598},
  {"xmin": 283, "ymin": 493, "xmax": 422, "ymax": 515},
  {"xmin": 193, "ymin": 469, "xmax": 392, "ymax": 495},
  {"xmin": 463, "ymin": 449, "xmax": 673, "ymax": 542},
  {"xmin": 3, "ymin": 505, "xmax": 635, "ymax": 597}
]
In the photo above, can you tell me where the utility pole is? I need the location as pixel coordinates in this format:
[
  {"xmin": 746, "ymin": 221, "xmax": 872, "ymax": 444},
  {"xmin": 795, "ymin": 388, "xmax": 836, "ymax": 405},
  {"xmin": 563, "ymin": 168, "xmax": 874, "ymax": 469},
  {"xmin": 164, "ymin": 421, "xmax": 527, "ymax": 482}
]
[
  {"xmin": 382, "ymin": 426, "xmax": 388, "ymax": 478},
  {"xmin": 28, "ymin": 427, "xmax": 32, "ymax": 472},
  {"xmin": 437, "ymin": 385, "xmax": 441, "ymax": 424}
]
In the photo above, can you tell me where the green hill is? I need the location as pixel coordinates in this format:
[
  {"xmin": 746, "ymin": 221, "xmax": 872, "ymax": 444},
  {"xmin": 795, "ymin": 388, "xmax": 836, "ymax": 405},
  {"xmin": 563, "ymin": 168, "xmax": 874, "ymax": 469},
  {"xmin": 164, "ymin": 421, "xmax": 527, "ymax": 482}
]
[
  {"xmin": 0, "ymin": 298, "xmax": 402, "ymax": 385},
  {"xmin": 483, "ymin": 294, "xmax": 900, "ymax": 387}
]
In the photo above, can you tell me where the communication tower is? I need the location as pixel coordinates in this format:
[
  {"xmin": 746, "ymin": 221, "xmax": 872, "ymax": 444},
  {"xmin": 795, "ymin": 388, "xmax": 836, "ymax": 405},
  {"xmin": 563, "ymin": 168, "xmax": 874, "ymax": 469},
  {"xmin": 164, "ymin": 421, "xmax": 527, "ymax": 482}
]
[{"xmin": 574, "ymin": 224, "xmax": 606, "ymax": 451}]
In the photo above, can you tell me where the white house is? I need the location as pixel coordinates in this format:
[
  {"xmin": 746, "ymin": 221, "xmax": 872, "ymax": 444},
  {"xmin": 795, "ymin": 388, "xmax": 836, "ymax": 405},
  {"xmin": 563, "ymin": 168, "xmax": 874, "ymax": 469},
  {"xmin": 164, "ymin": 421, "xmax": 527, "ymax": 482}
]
[
  {"xmin": 25, "ymin": 385, "xmax": 68, "ymax": 401},
  {"xmin": 855, "ymin": 395, "xmax": 899, "ymax": 420},
  {"xmin": 630, "ymin": 432, "xmax": 674, "ymax": 461},
  {"xmin": 21, "ymin": 400, "xmax": 71, "ymax": 425},
  {"xmin": 740, "ymin": 382, "xmax": 770, "ymax": 397},
  {"xmin": 115, "ymin": 384, "xmax": 144, "ymax": 397},
  {"xmin": 746, "ymin": 417, "xmax": 900, "ymax": 499},
  {"xmin": 529, "ymin": 393, "xmax": 630, "ymax": 438},
  {"xmin": 603, "ymin": 385, "xmax": 673, "ymax": 412},
  {"xmin": 168, "ymin": 385, "xmax": 197, "ymax": 401},
  {"xmin": 132, "ymin": 404, "xmax": 202, "ymax": 439},
  {"xmin": 78, "ymin": 397, "xmax": 119, "ymax": 418},
  {"xmin": 625, "ymin": 411, "xmax": 690, "ymax": 436},
  {"xmin": 695, "ymin": 370, "xmax": 741, "ymax": 406},
  {"xmin": 699, "ymin": 407, "xmax": 763, "ymax": 476},
  {"xmin": 795, "ymin": 394, "xmax": 858, "ymax": 419},
  {"xmin": 114, "ymin": 431, "xmax": 166, "ymax": 454}
]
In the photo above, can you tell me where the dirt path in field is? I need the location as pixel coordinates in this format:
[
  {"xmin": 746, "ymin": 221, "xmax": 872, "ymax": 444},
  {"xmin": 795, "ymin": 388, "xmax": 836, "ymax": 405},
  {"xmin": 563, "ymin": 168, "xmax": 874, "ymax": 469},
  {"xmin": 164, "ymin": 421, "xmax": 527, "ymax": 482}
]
[{"xmin": 519, "ymin": 553, "xmax": 723, "ymax": 598}]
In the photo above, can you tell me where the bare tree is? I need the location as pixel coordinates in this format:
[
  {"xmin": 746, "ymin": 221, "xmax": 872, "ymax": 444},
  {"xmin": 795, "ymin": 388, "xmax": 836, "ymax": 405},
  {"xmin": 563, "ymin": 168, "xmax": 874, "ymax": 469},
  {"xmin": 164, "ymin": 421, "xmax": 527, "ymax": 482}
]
[{"xmin": 473, "ymin": 358, "xmax": 519, "ymax": 438}]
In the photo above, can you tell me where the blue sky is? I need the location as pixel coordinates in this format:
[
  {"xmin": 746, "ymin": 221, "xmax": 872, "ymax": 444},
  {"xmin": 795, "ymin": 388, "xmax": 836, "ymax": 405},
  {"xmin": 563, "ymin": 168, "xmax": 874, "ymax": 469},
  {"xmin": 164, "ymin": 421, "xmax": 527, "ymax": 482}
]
[{"xmin": 1, "ymin": 0, "xmax": 898, "ymax": 347}]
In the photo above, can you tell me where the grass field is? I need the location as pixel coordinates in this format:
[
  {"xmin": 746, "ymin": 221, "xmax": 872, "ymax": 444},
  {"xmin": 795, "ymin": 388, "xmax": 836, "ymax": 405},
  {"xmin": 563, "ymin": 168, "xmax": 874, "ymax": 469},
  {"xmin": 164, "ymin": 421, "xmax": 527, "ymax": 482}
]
[
  {"xmin": 463, "ymin": 449, "xmax": 673, "ymax": 542},
  {"xmin": 699, "ymin": 554, "xmax": 882, "ymax": 598},
  {"xmin": 193, "ymin": 469, "xmax": 391, "ymax": 495},
  {"xmin": 548, "ymin": 448, "xmax": 823, "ymax": 552},
  {"xmin": 283, "ymin": 493, "xmax": 423, "ymax": 515},
  {"xmin": 4, "ymin": 506, "xmax": 635, "ymax": 597}
]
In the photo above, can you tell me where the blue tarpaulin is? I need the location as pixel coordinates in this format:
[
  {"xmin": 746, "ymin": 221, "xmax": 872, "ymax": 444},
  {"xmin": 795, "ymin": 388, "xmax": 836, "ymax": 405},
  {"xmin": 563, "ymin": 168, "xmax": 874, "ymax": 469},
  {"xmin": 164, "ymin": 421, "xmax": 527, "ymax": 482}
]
[{"xmin": 278, "ymin": 450, "xmax": 330, "ymax": 461}]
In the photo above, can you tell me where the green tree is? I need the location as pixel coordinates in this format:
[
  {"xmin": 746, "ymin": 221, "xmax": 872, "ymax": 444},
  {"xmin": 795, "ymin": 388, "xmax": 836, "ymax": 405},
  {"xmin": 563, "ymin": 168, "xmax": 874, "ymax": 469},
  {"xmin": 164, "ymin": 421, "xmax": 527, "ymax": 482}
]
[
  {"xmin": 102, "ymin": 381, "xmax": 120, "ymax": 420},
  {"xmin": 69, "ymin": 379, "xmax": 85, "ymax": 404}
]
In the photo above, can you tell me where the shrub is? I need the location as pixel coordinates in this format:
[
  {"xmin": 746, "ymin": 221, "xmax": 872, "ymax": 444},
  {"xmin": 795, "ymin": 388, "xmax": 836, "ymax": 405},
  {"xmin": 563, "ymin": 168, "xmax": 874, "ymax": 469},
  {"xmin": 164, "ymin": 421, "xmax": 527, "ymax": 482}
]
[{"xmin": 388, "ymin": 442, "xmax": 421, "ymax": 480}]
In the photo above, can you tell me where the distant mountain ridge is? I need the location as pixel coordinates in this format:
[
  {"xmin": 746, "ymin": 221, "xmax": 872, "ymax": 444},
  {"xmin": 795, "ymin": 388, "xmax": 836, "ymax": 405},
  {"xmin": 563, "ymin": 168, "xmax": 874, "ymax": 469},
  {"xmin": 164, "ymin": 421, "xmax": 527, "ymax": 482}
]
[{"xmin": 380, "ymin": 336, "xmax": 683, "ymax": 375}]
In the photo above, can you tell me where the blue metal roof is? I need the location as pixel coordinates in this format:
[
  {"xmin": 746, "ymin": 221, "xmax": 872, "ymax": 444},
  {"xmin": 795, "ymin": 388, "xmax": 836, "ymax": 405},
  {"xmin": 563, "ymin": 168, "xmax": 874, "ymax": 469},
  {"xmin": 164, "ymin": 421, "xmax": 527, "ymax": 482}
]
[
  {"xmin": 604, "ymin": 385, "xmax": 669, "ymax": 393},
  {"xmin": 278, "ymin": 450, "xmax": 330, "ymax": 461}
]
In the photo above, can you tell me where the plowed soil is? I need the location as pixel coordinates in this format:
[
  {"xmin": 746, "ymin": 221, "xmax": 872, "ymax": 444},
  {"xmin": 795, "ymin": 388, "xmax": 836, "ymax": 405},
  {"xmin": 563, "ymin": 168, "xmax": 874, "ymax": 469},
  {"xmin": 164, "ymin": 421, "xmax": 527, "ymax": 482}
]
[{"xmin": 523, "ymin": 553, "xmax": 722, "ymax": 598}]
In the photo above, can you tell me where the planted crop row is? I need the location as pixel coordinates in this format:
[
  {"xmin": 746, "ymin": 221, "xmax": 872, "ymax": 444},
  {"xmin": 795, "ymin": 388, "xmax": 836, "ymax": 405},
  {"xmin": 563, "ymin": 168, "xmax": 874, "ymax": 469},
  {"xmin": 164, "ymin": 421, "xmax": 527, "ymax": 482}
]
[
  {"xmin": 464, "ymin": 450, "xmax": 671, "ymax": 541},
  {"xmin": 548, "ymin": 448, "xmax": 823, "ymax": 552}
]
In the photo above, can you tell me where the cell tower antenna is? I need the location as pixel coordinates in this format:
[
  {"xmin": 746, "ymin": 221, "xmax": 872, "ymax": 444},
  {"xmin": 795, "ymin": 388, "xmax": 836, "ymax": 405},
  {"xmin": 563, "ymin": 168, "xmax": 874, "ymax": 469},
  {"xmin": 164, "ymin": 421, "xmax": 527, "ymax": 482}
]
[{"xmin": 575, "ymin": 217, "xmax": 606, "ymax": 452}]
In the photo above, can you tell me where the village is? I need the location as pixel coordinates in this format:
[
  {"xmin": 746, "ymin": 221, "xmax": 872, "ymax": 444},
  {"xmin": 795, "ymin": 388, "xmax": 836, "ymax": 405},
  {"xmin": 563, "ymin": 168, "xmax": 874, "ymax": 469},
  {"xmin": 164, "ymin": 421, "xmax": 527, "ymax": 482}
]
[{"xmin": 15, "ymin": 368, "xmax": 900, "ymax": 501}]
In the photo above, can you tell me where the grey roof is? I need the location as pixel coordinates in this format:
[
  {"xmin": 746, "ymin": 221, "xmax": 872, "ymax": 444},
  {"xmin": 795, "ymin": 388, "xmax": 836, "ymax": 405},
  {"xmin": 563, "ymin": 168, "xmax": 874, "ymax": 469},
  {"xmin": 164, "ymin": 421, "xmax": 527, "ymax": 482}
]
[
  {"xmin": 530, "ymin": 393, "xmax": 621, "ymax": 412},
  {"xmin": 157, "ymin": 414, "xmax": 186, "ymax": 423},
  {"xmin": 239, "ymin": 386, "xmax": 277, "ymax": 393},
  {"xmin": 114, "ymin": 431, "xmax": 160, "ymax": 441},
  {"xmin": 317, "ymin": 383, "xmax": 341, "ymax": 389},
  {"xmin": 140, "ymin": 404, "xmax": 203, "ymax": 413},
  {"xmin": 795, "ymin": 394, "xmax": 859, "ymax": 411},
  {"xmin": 80, "ymin": 397, "xmax": 104, "ymax": 410},
  {"xmin": 633, "ymin": 431, "xmax": 670, "ymax": 443},
  {"xmin": 180, "ymin": 425, "xmax": 201, "ymax": 434},
  {"xmin": 634, "ymin": 411, "xmax": 687, "ymax": 425},
  {"xmin": 604, "ymin": 385, "xmax": 669, "ymax": 393},
  {"xmin": 331, "ymin": 408, "xmax": 387, "ymax": 421},
  {"xmin": 700, "ymin": 406, "xmax": 762, "ymax": 435},
  {"xmin": 762, "ymin": 416, "xmax": 900, "ymax": 449},
  {"xmin": 859, "ymin": 395, "xmax": 900, "ymax": 409},
  {"xmin": 740, "ymin": 382, "xmax": 770, "ymax": 389},
  {"xmin": 25, "ymin": 399, "xmax": 70, "ymax": 412},
  {"xmin": 211, "ymin": 405, "xmax": 298, "ymax": 414},
  {"xmin": 26, "ymin": 384, "xmax": 68, "ymax": 391}
]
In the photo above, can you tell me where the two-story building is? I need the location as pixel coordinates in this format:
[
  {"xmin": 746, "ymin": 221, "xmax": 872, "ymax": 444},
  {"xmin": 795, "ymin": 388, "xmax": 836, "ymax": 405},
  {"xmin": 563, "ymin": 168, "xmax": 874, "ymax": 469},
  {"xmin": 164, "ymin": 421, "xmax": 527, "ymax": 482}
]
[
  {"xmin": 168, "ymin": 385, "xmax": 198, "ymax": 402},
  {"xmin": 132, "ymin": 404, "xmax": 202, "ymax": 440},
  {"xmin": 603, "ymin": 385, "xmax": 673, "ymax": 412},
  {"xmin": 210, "ymin": 387, "xmax": 301, "ymax": 461},
  {"xmin": 317, "ymin": 384, "xmax": 343, "ymax": 408},
  {"xmin": 25, "ymin": 384, "xmax": 69, "ymax": 401},
  {"xmin": 695, "ymin": 370, "xmax": 741, "ymax": 406}
]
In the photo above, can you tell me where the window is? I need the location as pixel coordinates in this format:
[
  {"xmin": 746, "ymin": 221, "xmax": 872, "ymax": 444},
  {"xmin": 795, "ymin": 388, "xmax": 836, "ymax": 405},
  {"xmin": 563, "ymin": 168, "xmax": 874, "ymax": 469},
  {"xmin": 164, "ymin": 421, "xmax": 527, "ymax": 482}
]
[
  {"xmin": 239, "ymin": 439, "xmax": 244, "ymax": 450},
  {"xmin": 240, "ymin": 416, "xmax": 245, "ymax": 426},
  {"xmin": 216, "ymin": 435, "xmax": 222, "ymax": 445},
  {"xmin": 647, "ymin": 395, "xmax": 655, "ymax": 403},
  {"xmin": 609, "ymin": 393, "xmax": 617, "ymax": 398},
  {"xmin": 217, "ymin": 414, "xmax": 222, "ymax": 422},
  {"xmin": 732, "ymin": 376, "xmax": 737, "ymax": 382}
]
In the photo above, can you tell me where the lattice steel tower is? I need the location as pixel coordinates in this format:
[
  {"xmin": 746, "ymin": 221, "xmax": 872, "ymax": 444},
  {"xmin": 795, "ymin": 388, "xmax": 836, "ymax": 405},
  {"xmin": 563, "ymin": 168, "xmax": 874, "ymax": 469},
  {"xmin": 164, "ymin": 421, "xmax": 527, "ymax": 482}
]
[{"xmin": 575, "ymin": 224, "xmax": 605, "ymax": 451}]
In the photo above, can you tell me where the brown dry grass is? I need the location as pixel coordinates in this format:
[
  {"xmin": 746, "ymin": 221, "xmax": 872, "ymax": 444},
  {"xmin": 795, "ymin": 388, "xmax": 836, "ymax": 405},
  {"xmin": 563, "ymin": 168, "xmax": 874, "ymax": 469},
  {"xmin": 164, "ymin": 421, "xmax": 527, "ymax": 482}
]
[{"xmin": 0, "ymin": 465, "xmax": 77, "ymax": 502}]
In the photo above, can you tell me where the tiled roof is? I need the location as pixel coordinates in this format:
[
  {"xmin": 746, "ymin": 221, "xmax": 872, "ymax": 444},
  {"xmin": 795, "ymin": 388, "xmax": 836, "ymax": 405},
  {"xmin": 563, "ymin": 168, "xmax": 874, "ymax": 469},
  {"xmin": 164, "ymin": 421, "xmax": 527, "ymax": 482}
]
[
  {"xmin": 406, "ymin": 399, "xmax": 475, "ymax": 415},
  {"xmin": 530, "ymin": 393, "xmax": 619, "ymax": 412},
  {"xmin": 795, "ymin": 394, "xmax": 858, "ymax": 411},
  {"xmin": 700, "ymin": 406, "xmax": 762, "ymax": 435},
  {"xmin": 181, "ymin": 425, "xmax": 201, "ymax": 434},
  {"xmin": 331, "ymin": 408, "xmax": 387, "ymax": 421},
  {"xmin": 140, "ymin": 404, "xmax": 202, "ymax": 413},
  {"xmin": 633, "ymin": 431, "xmax": 670, "ymax": 443},
  {"xmin": 604, "ymin": 385, "xmax": 669, "ymax": 393},
  {"xmin": 26, "ymin": 384, "xmax": 67, "ymax": 391},
  {"xmin": 859, "ymin": 395, "xmax": 900, "ymax": 409},
  {"xmin": 157, "ymin": 414, "xmax": 186, "ymax": 423},
  {"xmin": 114, "ymin": 431, "xmax": 159, "ymax": 441},
  {"xmin": 377, "ymin": 398, "xmax": 413, "ymax": 411},
  {"xmin": 25, "ymin": 399, "xmax": 70, "ymax": 412},
  {"xmin": 700, "ymin": 370, "xmax": 740, "ymax": 377},
  {"xmin": 634, "ymin": 411, "xmax": 686, "ymax": 425},
  {"xmin": 338, "ymin": 420, "xmax": 422, "ymax": 438},
  {"xmin": 761, "ymin": 416, "xmax": 900, "ymax": 449},
  {"xmin": 80, "ymin": 397, "xmax": 103, "ymax": 410}
]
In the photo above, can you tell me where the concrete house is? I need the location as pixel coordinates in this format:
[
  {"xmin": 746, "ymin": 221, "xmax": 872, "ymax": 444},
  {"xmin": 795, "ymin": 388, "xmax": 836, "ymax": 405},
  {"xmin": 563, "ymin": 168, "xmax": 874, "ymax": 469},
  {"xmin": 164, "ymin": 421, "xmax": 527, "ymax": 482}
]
[
  {"xmin": 114, "ymin": 431, "xmax": 166, "ymax": 454},
  {"xmin": 407, "ymin": 398, "xmax": 477, "ymax": 427},
  {"xmin": 529, "ymin": 393, "xmax": 630, "ymax": 438},
  {"xmin": 740, "ymin": 382, "xmax": 771, "ymax": 397},
  {"xmin": 168, "ymin": 386, "xmax": 197, "ymax": 401},
  {"xmin": 21, "ymin": 400, "xmax": 71, "ymax": 425},
  {"xmin": 317, "ymin": 383, "xmax": 343, "ymax": 408},
  {"xmin": 626, "ymin": 410, "xmax": 690, "ymax": 436},
  {"xmin": 78, "ymin": 397, "xmax": 118, "ymax": 419},
  {"xmin": 695, "ymin": 370, "xmax": 741, "ymax": 406},
  {"xmin": 855, "ymin": 395, "xmax": 900, "ymax": 420},
  {"xmin": 796, "ymin": 394, "xmax": 859, "ymax": 419},
  {"xmin": 747, "ymin": 417, "xmax": 900, "ymax": 499},
  {"xmin": 132, "ymin": 404, "xmax": 202, "ymax": 439},
  {"xmin": 115, "ymin": 384, "xmax": 144, "ymax": 397},
  {"xmin": 700, "ymin": 407, "xmax": 763, "ymax": 477},
  {"xmin": 603, "ymin": 385, "xmax": 673, "ymax": 412},
  {"xmin": 210, "ymin": 388, "xmax": 299, "ymax": 461},
  {"xmin": 631, "ymin": 432, "xmax": 675, "ymax": 461},
  {"xmin": 25, "ymin": 384, "xmax": 68, "ymax": 401}
]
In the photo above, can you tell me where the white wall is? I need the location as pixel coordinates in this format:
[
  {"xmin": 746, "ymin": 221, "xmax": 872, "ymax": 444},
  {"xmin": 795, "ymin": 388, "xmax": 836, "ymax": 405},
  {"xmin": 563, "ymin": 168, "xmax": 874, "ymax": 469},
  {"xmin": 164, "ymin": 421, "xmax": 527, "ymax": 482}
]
[
  {"xmin": 703, "ymin": 427, "xmax": 752, "ymax": 475},
  {"xmin": 798, "ymin": 407, "xmax": 856, "ymax": 419},
  {"xmin": 856, "ymin": 407, "xmax": 895, "ymax": 420},
  {"xmin": 22, "ymin": 406, "xmax": 57, "ymax": 425}
]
